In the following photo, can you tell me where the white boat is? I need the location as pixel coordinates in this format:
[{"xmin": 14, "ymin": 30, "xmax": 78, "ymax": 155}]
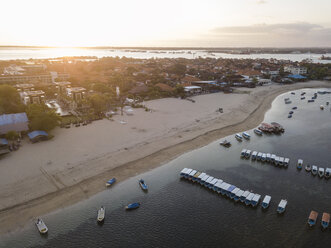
[
  {"xmin": 188, "ymin": 170, "xmax": 197, "ymax": 180},
  {"xmin": 245, "ymin": 150, "xmax": 251, "ymax": 159},
  {"xmin": 297, "ymin": 159, "xmax": 303, "ymax": 169},
  {"xmin": 235, "ymin": 133, "xmax": 243, "ymax": 141},
  {"xmin": 234, "ymin": 189, "xmax": 244, "ymax": 202},
  {"xmin": 231, "ymin": 188, "xmax": 240, "ymax": 199},
  {"xmin": 262, "ymin": 195, "xmax": 271, "ymax": 209},
  {"xmin": 257, "ymin": 152, "xmax": 262, "ymax": 161},
  {"xmin": 277, "ymin": 199, "xmax": 287, "ymax": 214},
  {"xmin": 274, "ymin": 156, "xmax": 280, "ymax": 166},
  {"xmin": 97, "ymin": 206, "xmax": 105, "ymax": 222},
  {"xmin": 261, "ymin": 153, "xmax": 267, "ymax": 162},
  {"xmin": 200, "ymin": 175, "xmax": 210, "ymax": 185},
  {"xmin": 241, "ymin": 190, "xmax": 250, "ymax": 202},
  {"xmin": 242, "ymin": 132, "xmax": 251, "ymax": 139},
  {"xmin": 251, "ymin": 194, "xmax": 261, "ymax": 207},
  {"xmin": 220, "ymin": 139, "xmax": 231, "ymax": 147},
  {"xmin": 284, "ymin": 158, "xmax": 290, "ymax": 167},
  {"xmin": 266, "ymin": 153, "xmax": 271, "ymax": 162},
  {"xmin": 251, "ymin": 151, "xmax": 258, "ymax": 160},
  {"xmin": 312, "ymin": 165, "xmax": 318, "ymax": 176},
  {"xmin": 254, "ymin": 129, "xmax": 263, "ymax": 136},
  {"xmin": 184, "ymin": 169, "xmax": 193, "ymax": 179},
  {"xmin": 318, "ymin": 167, "xmax": 325, "ymax": 178},
  {"xmin": 204, "ymin": 176, "xmax": 214, "ymax": 187},
  {"xmin": 325, "ymin": 168, "xmax": 331, "ymax": 179},
  {"xmin": 245, "ymin": 193, "xmax": 255, "ymax": 206},
  {"xmin": 271, "ymin": 154, "xmax": 276, "ymax": 163},
  {"xmin": 241, "ymin": 149, "xmax": 247, "ymax": 158},
  {"xmin": 209, "ymin": 178, "xmax": 219, "ymax": 189},
  {"xmin": 36, "ymin": 218, "xmax": 48, "ymax": 234},
  {"xmin": 180, "ymin": 168, "xmax": 189, "ymax": 178},
  {"xmin": 197, "ymin": 172, "xmax": 207, "ymax": 182},
  {"xmin": 279, "ymin": 157, "xmax": 285, "ymax": 167}
]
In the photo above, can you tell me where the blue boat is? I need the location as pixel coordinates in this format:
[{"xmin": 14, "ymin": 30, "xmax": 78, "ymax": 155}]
[
  {"xmin": 126, "ymin": 202, "xmax": 140, "ymax": 210},
  {"xmin": 308, "ymin": 99, "xmax": 315, "ymax": 103},
  {"xmin": 321, "ymin": 213, "xmax": 330, "ymax": 229},
  {"xmin": 288, "ymin": 114, "xmax": 292, "ymax": 118},
  {"xmin": 106, "ymin": 178, "xmax": 116, "ymax": 187},
  {"xmin": 139, "ymin": 179, "xmax": 148, "ymax": 191},
  {"xmin": 289, "ymin": 111, "xmax": 294, "ymax": 115},
  {"xmin": 308, "ymin": 211, "xmax": 318, "ymax": 227},
  {"xmin": 277, "ymin": 199, "xmax": 287, "ymax": 214},
  {"xmin": 292, "ymin": 107, "xmax": 297, "ymax": 110},
  {"xmin": 262, "ymin": 195, "xmax": 271, "ymax": 209}
]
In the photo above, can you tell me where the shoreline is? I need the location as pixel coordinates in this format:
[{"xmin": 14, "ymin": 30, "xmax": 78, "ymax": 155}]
[{"xmin": 0, "ymin": 81, "xmax": 330, "ymax": 235}]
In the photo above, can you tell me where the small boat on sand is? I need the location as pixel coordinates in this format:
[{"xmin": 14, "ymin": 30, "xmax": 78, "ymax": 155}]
[
  {"xmin": 36, "ymin": 218, "xmax": 48, "ymax": 234},
  {"xmin": 311, "ymin": 165, "xmax": 318, "ymax": 176},
  {"xmin": 308, "ymin": 211, "xmax": 318, "ymax": 227},
  {"xmin": 220, "ymin": 140, "xmax": 231, "ymax": 147},
  {"xmin": 305, "ymin": 164, "xmax": 311, "ymax": 172},
  {"xmin": 125, "ymin": 202, "xmax": 140, "ymax": 210},
  {"xmin": 97, "ymin": 206, "xmax": 105, "ymax": 222},
  {"xmin": 106, "ymin": 178, "xmax": 116, "ymax": 187},
  {"xmin": 254, "ymin": 129, "xmax": 263, "ymax": 136},
  {"xmin": 139, "ymin": 179, "xmax": 148, "ymax": 191},
  {"xmin": 321, "ymin": 212, "xmax": 330, "ymax": 229},
  {"xmin": 277, "ymin": 199, "xmax": 287, "ymax": 214},
  {"xmin": 297, "ymin": 159, "xmax": 303, "ymax": 170},
  {"xmin": 318, "ymin": 167, "xmax": 325, "ymax": 178},
  {"xmin": 262, "ymin": 195, "xmax": 271, "ymax": 209},
  {"xmin": 235, "ymin": 133, "xmax": 243, "ymax": 141}
]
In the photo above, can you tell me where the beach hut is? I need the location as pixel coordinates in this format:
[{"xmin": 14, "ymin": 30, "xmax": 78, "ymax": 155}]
[{"xmin": 27, "ymin": 130, "xmax": 49, "ymax": 143}]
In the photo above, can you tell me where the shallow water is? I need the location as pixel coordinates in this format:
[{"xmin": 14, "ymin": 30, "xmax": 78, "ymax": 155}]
[{"xmin": 1, "ymin": 88, "xmax": 331, "ymax": 248}]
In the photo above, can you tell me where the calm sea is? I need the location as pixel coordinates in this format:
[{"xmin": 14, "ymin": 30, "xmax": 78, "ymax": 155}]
[
  {"xmin": 1, "ymin": 88, "xmax": 331, "ymax": 248},
  {"xmin": 0, "ymin": 47, "xmax": 331, "ymax": 63}
]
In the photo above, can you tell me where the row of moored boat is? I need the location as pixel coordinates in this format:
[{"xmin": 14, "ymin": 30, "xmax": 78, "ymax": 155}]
[
  {"xmin": 180, "ymin": 168, "xmax": 287, "ymax": 213},
  {"xmin": 308, "ymin": 211, "xmax": 330, "ymax": 229},
  {"xmin": 240, "ymin": 149, "xmax": 290, "ymax": 168}
]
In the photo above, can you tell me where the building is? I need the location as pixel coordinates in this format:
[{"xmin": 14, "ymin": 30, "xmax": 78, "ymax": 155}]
[
  {"xmin": 55, "ymin": 81, "xmax": 71, "ymax": 94},
  {"xmin": 184, "ymin": 86, "xmax": 202, "ymax": 95},
  {"xmin": 20, "ymin": 90, "xmax": 45, "ymax": 104},
  {"xmin": 284, "ymin": 66, "xmax": 307, "ymax": 75},
  {"xmin": 66, "ymin": 87, "xmax": 86, "ymax": 101},
  {"xmin": 14, "ymin": 83, "xmax": 35, "ymax": 92},
  {"xmin": 0, "ymin": 113, "xmax": 29, "ymax": 135},
  {"xmin": 0, "ymin": 73, "xmax": 69, "ymax": 84}
]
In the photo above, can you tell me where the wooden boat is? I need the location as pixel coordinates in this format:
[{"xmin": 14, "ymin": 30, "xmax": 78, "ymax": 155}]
[
  {"xmin": 297, "ymin": 159, "xmax": 303, "ymax": 170},
  {"xmin": 258, "ymin": 123, "xmax": 274, "ymax": 133},
  {"xmin": 308, "ymin": 211, "xmax": 318, "ymax": 227},
  {"xmin": 106, "ymin": 178, "xmax": 116, "ymax": 187},
  {"xmin": 305, "ymin": 164, "xmax": 311, "ymax": 172},
  {"xmin": 318, "ymin": 167, "xmax": 325, "ymax": 178},
  {"xmin": 321, "ymin": 212, "xmax": 330, "ymax": 229},
  {"xmin": 270, "ymin": 122, "xmax": 285, "ymax": 133},
  {"xmin": 277, "ymin": 199, "xmax": 287, "ymax": 214},
  {"xmin": 220, "ymin": 139, "xmax": 231, "ymax": 147},
  {"xmin": 139, "ymin": 179, "xmax": 148, "ymax": 191},
  {"xmin": 125, "ymin": 202, "xmax": 140, "ymax": 210},
  {"xmin": 36, "ymin": 218, "xmax": 48, "ymax": 234},
  {"xmin": 311, "ymin": 165, "xmax": 318, "ymax": 176},
  {"xmin": 97, "ymin": 206, "xmax": 105, "ymax": 222}
]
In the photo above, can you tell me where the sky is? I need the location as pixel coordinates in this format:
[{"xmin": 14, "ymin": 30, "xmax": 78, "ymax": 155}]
[{"xmin": 0, "ymin": 0, "xmax": 331, "ymax": 47}]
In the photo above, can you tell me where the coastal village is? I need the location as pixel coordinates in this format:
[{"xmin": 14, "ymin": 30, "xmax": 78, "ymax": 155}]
[{"xmin": 1, "ymin": 55, "xmax": 331, "ymax": 153}]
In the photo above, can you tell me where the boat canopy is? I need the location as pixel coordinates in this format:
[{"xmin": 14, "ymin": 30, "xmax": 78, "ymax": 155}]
[
  {"xmin": 221, "ymin": 183, "xmax": 230, "ymax": 191},
  {"xmin": 210, "ymin": 178, "xmax": 218, "ymax": 185},
  {"xmin": 185, "ymin": 169, "xmax": 193, "ymax": 175},
  {"xmin": 246, "ymin": 193, "xmax": 255, "ymax": 201},
  {"xmin": 227, "ymin": 185, "xmax": 236, "ymax": 193},
  {"xmin": 326, "ymin": 168, "xmax": 331, "ymax": 173},
  {"xmin": 309, "ymin": 211, "xmax": 318, "ymax": 220},
  {"xmin": 236, "ymin": 190, "xmax": 244, "ymax": 197},
  {"xmin": 278, "ymin": 200, "xmax": 287, "ymax": 208},
  {"xmin": 298, "ymin": 159, "xmax": 303, "ymax": 164},
  {"xmin": 205, "ymin": 177, "xmax": 214, "ymax": 184},
  {"xmin": 252, "ymin": 194, "xmax": 261, "ymax": 203},
  {"xmin": 322, "ymin": 213, "xmax": 330, "ymax": 222},
  {"xmin": 319, "ymin": 167, "xmax": 325, "ymax": 172},
  {"xmin": 201, "ymin": 175, "xmax": 210, "ymax": 182},
  {"xmin": 232, "ymin": 188, "xmax": 240, "ymax": 195},
  {"xmin": 262, "ymin": 195, "xmax": 271, "ymax": 204},
  {"xmin": 180, "ymin": 168, "xmax": 189, "ymax": 175},
  {"xmin": 242, "ymin": 191, "xmax": 250, "ymax": 198},
  {"xmin": 198, "ymin": 173, "xmax": 206, "ymax": 179},
  {"xmin": 252, "ymin": 151, "xmax": 258, "ymax": 156},
  {"xmin": 312, "ymin": 165, "xmax": 318, "ymax": 170},
  {"xmin": 189, "ymin": 170, "xmax": 197, "ymax": 176}
]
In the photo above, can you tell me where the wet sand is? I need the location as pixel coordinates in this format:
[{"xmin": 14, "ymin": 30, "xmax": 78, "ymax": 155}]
[{"xmin": 0, "ymin": 81, "xmax": 329, "ymax": 234}]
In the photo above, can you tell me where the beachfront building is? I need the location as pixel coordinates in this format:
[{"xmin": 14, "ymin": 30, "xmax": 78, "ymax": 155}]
[
  {"xmin": 284, "ymin": 66, "xmax": 307, "ymax": 75},
  {"xmin": 184, "ymin": 86, "xmax": 202, "ymax": 95},
  {"xmin": 14, "ymin": 83, "xmax": 35, "ymax": 92},
  {"xmin": 0, "ymin": 72, "xmax": 69, "ymax": 84},
  {"xmin": 66, "ymin": 87, "xmax": 86, "ymax": 102},
  {"xmin": 0, "ymin": 113, "xmax": 29, "ymax": 135},
  {"xmin": 55, "ymin": 81, "xmax": 71, "ymax": 94},
  {"xmin": 20, "ymin": 90, "xmax": 45, "ymax": 104}
]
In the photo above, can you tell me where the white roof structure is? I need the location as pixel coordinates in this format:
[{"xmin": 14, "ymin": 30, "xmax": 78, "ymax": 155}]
[
  {"xmin": 252, "ymin": 151, "xmax": 258, "ymax": 156},
  {"xmin": 246, "ymin": 193, "xmax": 255, "ymax": 201},
  {"xmin": 262, "ymin": 195, "xmax": 271, "ymax": 204},
  {"xmin": 242, "ymin": 191, "xmax": 250, "ymax": 198},
  {"xmin": 235, "ymin": 190, "xmax": 244, "ymax": 197},
  {"xmin": 185, "ymin": 169, "xmax": 193, "ymax": 175},
  {"xmin": 284, "ymin": 158, "xmax": 290, "ymax": 163},
  {"xmin": 312, "ymin": 165, "xmax": 318, "ymax": 170},
  {"xmin": 232, "ymin": 188, "xmax": 240, "ymax": 195},
  {"xmin": 180, "ymin": 168, "xmax": 189, "ymax": 174},
  {"xmin": 189, "ymin": 170, "xmax": 197, "ymax": 177},
  {"xmin": 201, "ymin": 175, "xmax": 210, "ymax": 182},
  {"xmin": 319, "ymin": 167, "xmax": 325, "ymax": 172},
  {"xmin": 210, "ymin": 178, "xmax": 218, "ymax": 186},
  {"xmin": 252, "ymin": 194, "xmax": 261, "ymax": 203},
  {"xmin": 278, "ymin": 199, "xmax": 287, "ymax": 208},
  {"xmin": 205, "ymin": 177, "xmax": 214, "ymax": 184},
  {"xmin": 198, "ymin": 173, "xmax": 206, "ymax": 180}
]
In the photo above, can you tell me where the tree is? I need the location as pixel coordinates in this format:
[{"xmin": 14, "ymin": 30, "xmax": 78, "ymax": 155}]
[
  {"xmin": 88, "ymin": 93, "xmax": 109, "ymax": 114},
  {"xmin": 0, "ymin": 85, "xmax": 26, "ymax": 114},
  {"xmin": 26, "ymin": 104, "xmax": 61, "ymax": 131},
  {"xmin": 5, "ymin": 131, "xmax": 19, "ymax": 141}
]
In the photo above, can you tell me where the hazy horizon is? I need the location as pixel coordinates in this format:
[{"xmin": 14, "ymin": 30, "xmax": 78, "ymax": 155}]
[{"xmin": 1, "ymin": 0, "xmax": 331, "ymax": 48}]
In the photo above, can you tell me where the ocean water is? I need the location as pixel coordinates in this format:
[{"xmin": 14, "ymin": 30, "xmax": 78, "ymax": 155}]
[
  {"xmin": 1, "ymin": 88, "xmax": 331, "ymax": 248},
  {"xmin": 0, "ymin": 47, "xmax": 331, "ymax": 63}
]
